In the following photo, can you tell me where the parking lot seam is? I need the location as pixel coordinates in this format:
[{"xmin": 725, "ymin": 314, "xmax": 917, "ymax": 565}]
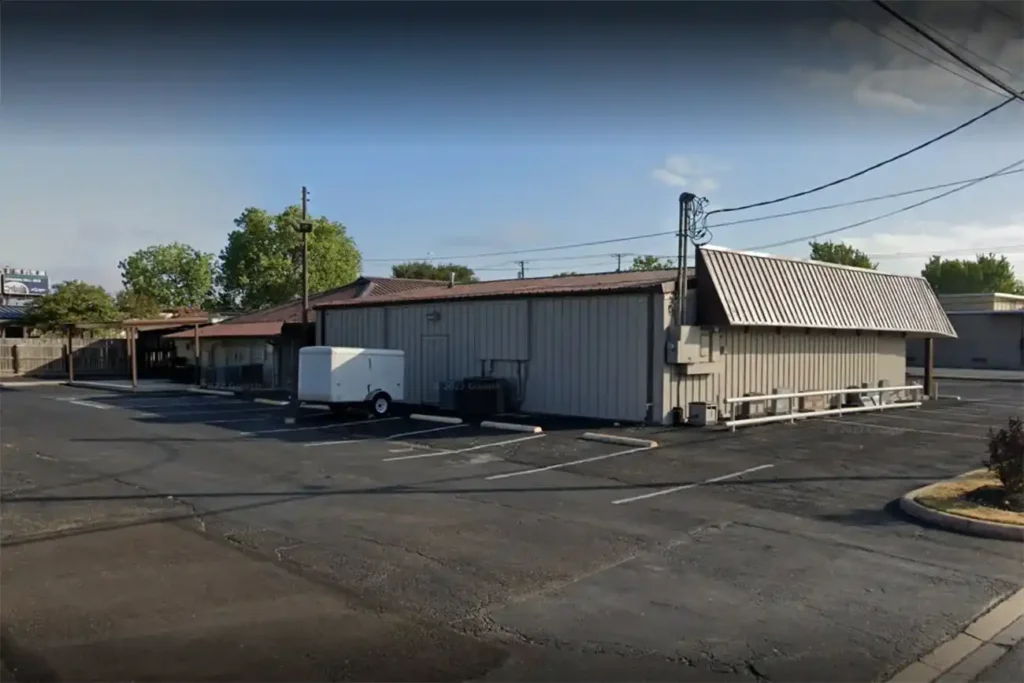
[
  {"xmin": 886, "ymin": 586, "xmax": 1024, "ymax": 683},
  {"xmin": 611, "ymin": 463, "xmax": 776, "ymax": 505},
  {"xmin": 485, "ymin": 444, "xmax": 656, "ymax": 481},
  {"xmin": 382, "ymin": 433, "xmax": 545, "ymax": 462}
]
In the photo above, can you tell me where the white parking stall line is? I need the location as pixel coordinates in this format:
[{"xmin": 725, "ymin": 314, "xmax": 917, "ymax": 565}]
[
  {"xmin": 237, "ymin": 416, "xmax": 401, "ymax": 437},
  {"xmin": 383, "ymin": 433, "xmax": 546, "ymax": 462},
  {"xmin": 303, "ymin": 422, "xmax": 468, "ymax": 448},
  {"xmin": 485, "ymin": 445, "xmax": 656, "ymax": 481},
  {"xmin": 822, "ymin": 419, "xmax": 987, "ymax": 440},
  {"xmin": 612, "ymin": 464, "xmax": 776, "ymax": 505},
  {"xmin": 68, "ymin": 400, "xmax": 112, "ymax": 410}
]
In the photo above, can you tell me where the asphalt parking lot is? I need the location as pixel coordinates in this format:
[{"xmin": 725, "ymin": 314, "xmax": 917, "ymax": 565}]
[{"xmin": 2, "ymin": 380, "xmax": 1022, "ymax": 681}]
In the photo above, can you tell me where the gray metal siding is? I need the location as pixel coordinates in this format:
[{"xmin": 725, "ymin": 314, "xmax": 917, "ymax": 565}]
[
  {"xmin": 522, "ymin": 294, "xmax": 650, "ymax": 421},
  {"xmin": 321, "ymin": 294, "xmax": 651, "ymax": 420},
  {"xmin": 910, "ymin": 313, "xmax": 1024, "ymax": 370},
  {"xmin": 699, "ymin": 246, "xmax": 956, "ymax": 337}
]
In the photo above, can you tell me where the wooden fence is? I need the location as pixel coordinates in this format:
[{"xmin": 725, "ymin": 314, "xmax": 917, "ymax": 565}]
[{"xmin": 0, "ymin": 337, "xmax": 128, "ymax": 378}]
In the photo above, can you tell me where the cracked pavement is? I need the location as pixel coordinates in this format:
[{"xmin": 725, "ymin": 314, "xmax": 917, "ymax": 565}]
[{"xmin": 2, "ymin": 383, "xmax": 1022, "ymax": 681}]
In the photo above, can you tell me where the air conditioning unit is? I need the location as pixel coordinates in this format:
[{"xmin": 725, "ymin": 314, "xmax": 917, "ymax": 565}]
[{"xmin": 688, "ymin": 402, "xmax": 718, "ymax": 427}]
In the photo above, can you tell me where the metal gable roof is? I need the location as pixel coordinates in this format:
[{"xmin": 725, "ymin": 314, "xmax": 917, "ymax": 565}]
[{"xmin": 698, "ymin": 245, "xmax": 957, "ymax": 337}]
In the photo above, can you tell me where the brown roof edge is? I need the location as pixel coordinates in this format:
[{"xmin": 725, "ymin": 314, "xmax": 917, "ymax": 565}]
[{"xmin": 313, "ymin": 271, "xmax": 680, "ymax": 310}]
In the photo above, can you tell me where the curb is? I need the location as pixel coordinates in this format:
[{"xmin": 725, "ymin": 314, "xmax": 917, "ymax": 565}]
[
  {"xmin": 899, "ymin": 481, "xmax": 1024, "ymax": 543},
  {"xmin": 480, "ymin": 420, "xmax": 543, "ymax": 434},
  {"xmin": 0, "ymin": 379, "xmax": 65, "ymax": 388},
  {"xmin": 886, "ymin": 587, "xmax": 1024, "ymax": 683},
  {"xmin": 186, "ymin": 387, "xmax": 235, "ymax": 397},
  {"xmin": 580, "ymin": 432, "xmax": 659, "ymax": 448},
  {"xmin": 409, "ymin": 413, "xmax": 463, "ymax": 425}
]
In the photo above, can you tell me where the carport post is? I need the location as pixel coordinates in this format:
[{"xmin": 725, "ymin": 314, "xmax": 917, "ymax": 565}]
[
  {"xmin": 128, "ymin": 326, "xmax": 138, "ymax": 389},
  {"xmin": 193, "ymin": 324, "xmax": 201, "ymax": 386},
  {"xmin": 66, "ymin": 325, "xmax": 75, "ymax": 382},
  {"xmin": 923, "ymin": 337, "xmax": 935, "ymax": 399}
]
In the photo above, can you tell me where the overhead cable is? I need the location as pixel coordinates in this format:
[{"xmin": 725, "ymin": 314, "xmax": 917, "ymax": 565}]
[{"xmin": 740, "ymin": 156, "xmax": 1024, "ymax": 252}]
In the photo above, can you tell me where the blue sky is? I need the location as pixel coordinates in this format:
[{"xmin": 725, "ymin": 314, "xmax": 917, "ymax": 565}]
[{"xmin": 1, "ymin": 1, "xmax": 1022, "ymax": 291}]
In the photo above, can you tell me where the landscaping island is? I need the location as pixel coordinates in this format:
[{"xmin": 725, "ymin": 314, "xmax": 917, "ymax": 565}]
[{"xmin": 900, "ymin": 417, "xmax": 1024, "ymax": 542}]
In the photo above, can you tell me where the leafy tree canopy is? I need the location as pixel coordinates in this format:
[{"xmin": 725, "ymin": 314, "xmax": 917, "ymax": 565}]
[
  {"xmin": 553, "ymin": 271, "xmax": 580, "ymax": 277},
  {"xmin": 24, "ymin": 280, "xmax": 120, "ymax": 332},
  {"xmin": 630, "ymin": 255, "xmax": 675, "ymax": 271},
  {"xmin": 217, "ymin": 206, "xmax": 363, "ymax": 310},
  {"xmin": 808, "ymin": 240, "xmax": 877, "ymax": 269},
  {"xmin": 391, "ymin": 261, "xmax": 478, "ymax": 284},
  {"xmin": 115, "ymin": 290, "xmax": 163, "ymax": 320},
  {"xmin": 118, "ymin": 242, "xmax": 216, "ymax": 309},
  {"xmin": 921, "ymin": 254, "xmax": 1024, "ymax": 295}
]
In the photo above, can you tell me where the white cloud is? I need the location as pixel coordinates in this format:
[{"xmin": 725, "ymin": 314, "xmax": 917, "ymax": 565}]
[
  {"xmin": 651, "ymin": 155, "xmax": 724, "ymax": 194},
  {"xmin": 794, "ymin": 7, "xmax": 1024, "ymax": 112},
  {"xmin": 845, "ymin": 217, "xmax": 1024, "ymax": 277}
]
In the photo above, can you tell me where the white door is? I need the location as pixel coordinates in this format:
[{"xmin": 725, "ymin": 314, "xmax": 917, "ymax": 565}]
[{"xmin": 420, "ymin": 335, "xmax": 449, "ymax": 405}]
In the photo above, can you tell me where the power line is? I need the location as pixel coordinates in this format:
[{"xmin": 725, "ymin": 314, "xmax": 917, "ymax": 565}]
[
  {"xmin": 872, "ymin": 1, "xmax": 1024, "ymax": 102},
  {"xmin": 832, "ymin": 1, "xmax": 1005, "ymax": 97},
  {"xmin": 362, "ymin": 168, "xmax": 1024, "ymax": 265},
  {"xmin": 700, "ymin": 96, "xmax": 1015, "ymax": 222},
  {"xmin": 740, "ymin": 156, "xmax": 1024, "ymax": 252},
  {"xmin": 982, "ymin": 1, "xmax": 1021, "ymax": 24},
  {"xmin": 911, "ymin": 12, "xmax": 1021, "ymax": 80}
]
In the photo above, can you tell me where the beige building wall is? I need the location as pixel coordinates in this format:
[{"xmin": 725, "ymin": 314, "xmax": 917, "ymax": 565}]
[{"xmin": 654, "ymin": 293, "xmax": 909, "ymax": 422}]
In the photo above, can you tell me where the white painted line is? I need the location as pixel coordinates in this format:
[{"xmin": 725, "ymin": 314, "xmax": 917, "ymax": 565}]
[
  {"xmin": 303, "ymin": 422, "xmax": 468, "ymax": 448},
  {"xmin": 68, "ymin": 399, "xmax": 112, "ymax": 410},
  {"xmin": 383, "ymin": 433, "xmax": 545, "ymax": 462},
  {"xmin": 238, "ymin": 416, "xmax": 401, "ymax": 436},
  {"xmin": 486, "ymin": 444, "xmax": 656, "ymax": 481},
  {"xmin": 409, "ymin": 413, "xmax": 463, "ymax": 425},
  {"xmin": 822, "ymin": 419, "xmax": 987, "ymax": 440},
  {"xmin": 580, "ymin": 432, "xmax": 659, "ymax": 448},
  {"xmin": 480, "ymin": 420, "xmax": 543, "ymax": 434},
  {"xmin": 611, "ymin": 463, "xmax": 775, "ymax": 505}
]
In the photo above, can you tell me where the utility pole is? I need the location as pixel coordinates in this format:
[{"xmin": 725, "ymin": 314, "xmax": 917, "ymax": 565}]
[
  {"xmin": 613, "ymin": 253, "xmax": 624, "ymax": 272},
  {"xmin": 516, "ymin": 260, "xmax": 526, "ymax": 279},
  {"xmin": 298, "ymin": 186, "xmax": 312, "ymax": 326},
  {"xmin": 676, "ymin": 192, "xmax": 696, "ymax": 327}
]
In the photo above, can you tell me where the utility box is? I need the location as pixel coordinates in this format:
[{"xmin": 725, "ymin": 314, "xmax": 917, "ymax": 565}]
[
  {"xmin": 665, "ymin": 325, "xmax": 705, "ymax": 365},
  {"xmin": 688, "ymin": 402, "xmax": 719, "ymax": 427},
  {"xmin": 298, "ymin": 346, "xmax": 405, "ymax": 417}
]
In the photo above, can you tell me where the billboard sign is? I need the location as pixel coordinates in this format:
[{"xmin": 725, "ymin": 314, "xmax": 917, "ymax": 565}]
[{"xmin": 2, "ymin": 272, "xmax": 50, "ymax": 297}]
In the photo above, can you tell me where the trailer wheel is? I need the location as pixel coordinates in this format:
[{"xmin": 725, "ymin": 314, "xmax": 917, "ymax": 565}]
[{"xmin": 370, "ymin": 393, "xmax": 392, "ymax": 417}]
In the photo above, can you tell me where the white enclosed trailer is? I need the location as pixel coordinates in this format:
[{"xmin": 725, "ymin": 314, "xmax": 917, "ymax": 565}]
[{"xmin": 297, "ymin": 346, "xmax": 405, "ymax": 417}]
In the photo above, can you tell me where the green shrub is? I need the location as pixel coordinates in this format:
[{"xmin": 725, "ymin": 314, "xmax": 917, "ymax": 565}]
[{"xmin": 985, "ymin": 417, "xmax": 1024, "ymax": 495}]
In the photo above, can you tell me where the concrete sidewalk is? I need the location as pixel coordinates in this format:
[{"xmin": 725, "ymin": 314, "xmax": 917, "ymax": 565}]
[{"xmin": 907, "ymin": 367, "xmax": 1024, "ymax": 382}]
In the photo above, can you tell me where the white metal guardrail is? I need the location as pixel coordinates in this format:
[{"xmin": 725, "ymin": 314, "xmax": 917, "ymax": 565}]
[{"xmin": 723, "ymin": 384, "xmax": 925, "ymax": 431}]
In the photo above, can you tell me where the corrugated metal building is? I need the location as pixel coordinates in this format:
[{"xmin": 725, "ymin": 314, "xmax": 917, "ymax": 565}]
[
  {"xmin": 907, "ymin": 292, "xmax": 1024, "ymax": 370},
  {"xmin": 315, "ymin": 246, "xmax": 955, "ymax": 424},
  {"xmin": 165, "ymin": 277, "xmax": 444, "ymax": 389}
]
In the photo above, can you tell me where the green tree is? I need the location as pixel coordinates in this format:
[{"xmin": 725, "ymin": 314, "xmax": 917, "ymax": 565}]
[
  {"xmin": 921, "ymin": 254, "xmax": 1024, "ymax": 295},
  {"xmin": 630, "ymin": 255, "xmax": 675, "ymax": 271},
  {"xmin": 809, "ymin": 240, "xmax": 877, "ymax": 269},
  {"xmin": 553, "ymin": 271, "xmax": 580, "ymax": 277},
  {"xmin": 23, "ymin": 280, "xmax": 120, "ymax": 332},
  {"xmin": 118, "ymin": 243, "xmax": 216, "ymax": 309},
  {"xmin": 217, "ymin": 206, "xmax": 363, "ymax": 310},
  {"xmin": 115, "ymin": 290, "xmax": 163, "ymax": 319},
  {"xmin": 391, "ymin": 261, "xmax": 478, "ymax": 284}
]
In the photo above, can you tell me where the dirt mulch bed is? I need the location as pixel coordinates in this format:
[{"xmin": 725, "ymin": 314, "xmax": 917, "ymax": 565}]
[{"xmin": 916, "ymin": 470, "xmax": 1024, "ymax": 527}]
